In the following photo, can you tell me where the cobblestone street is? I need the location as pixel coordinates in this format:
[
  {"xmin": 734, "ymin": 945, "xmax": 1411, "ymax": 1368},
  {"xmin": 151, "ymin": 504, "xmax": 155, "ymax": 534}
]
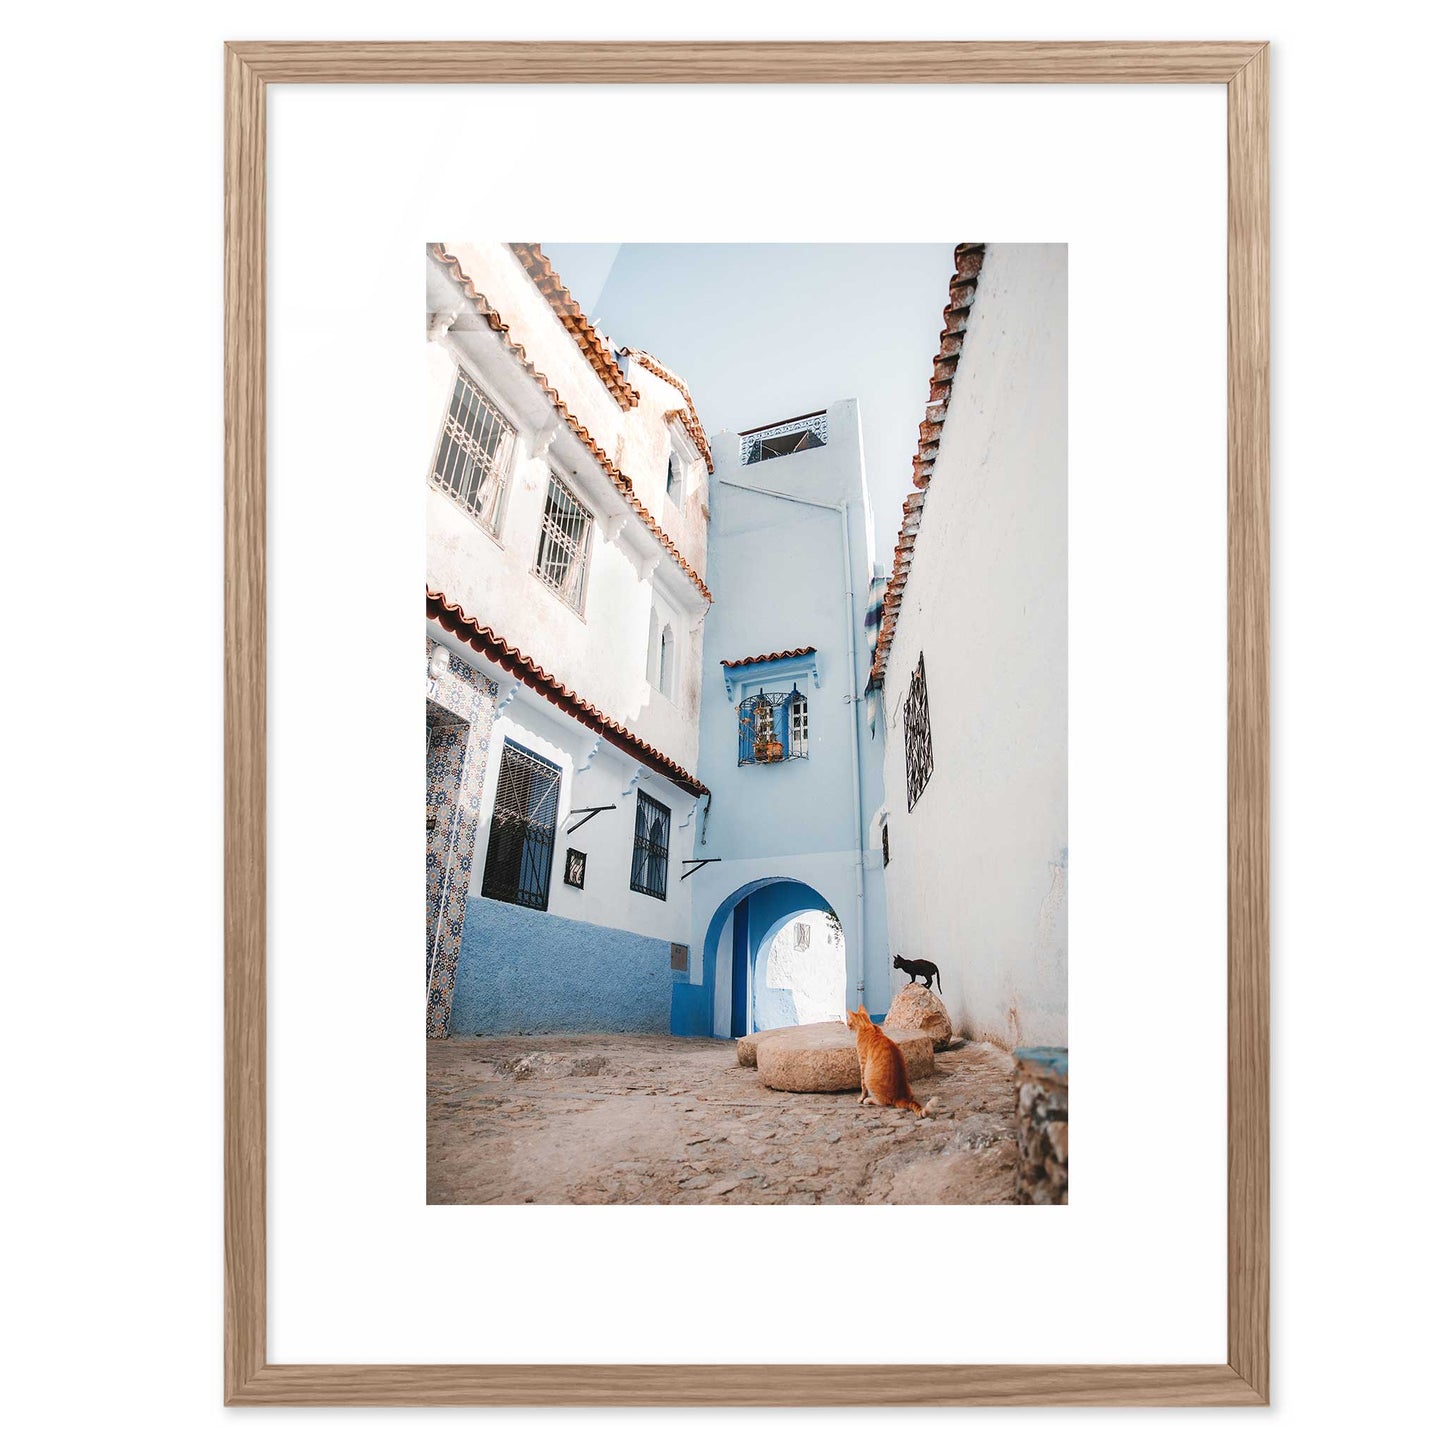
[{"xmin": 428, "ymin": 1033, "xmax": 1020, "ymax": 1205}]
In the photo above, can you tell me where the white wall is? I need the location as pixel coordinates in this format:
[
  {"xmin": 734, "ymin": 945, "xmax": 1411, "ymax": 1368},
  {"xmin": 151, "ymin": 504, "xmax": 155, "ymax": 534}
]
[
  {"xmin": 881, "ymin": 244, "xmax": 1069, "ymax": 1048},
  {"xmin": 429, "ymin": 624, "xmax": 702, "ymax": 945},
  {"xmin": 763, "ymin": 910, "xmax": 847, "ymax": 1024},
  {"xmin": 425, "ymin": 243, "xmax": 708, "ymax": 775}
]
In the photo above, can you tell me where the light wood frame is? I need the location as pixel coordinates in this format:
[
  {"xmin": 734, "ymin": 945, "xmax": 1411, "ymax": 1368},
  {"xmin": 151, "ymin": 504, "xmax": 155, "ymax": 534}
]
[{"xmin": 225, "ymin": 40, "xmax": 1269, "ymax": 1407}]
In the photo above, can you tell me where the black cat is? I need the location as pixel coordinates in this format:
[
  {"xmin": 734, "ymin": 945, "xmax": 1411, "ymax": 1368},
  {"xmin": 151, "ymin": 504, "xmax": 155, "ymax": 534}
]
[{"xmin": 892, "ymin": 954, "xmax": 940, "ymax": 992}]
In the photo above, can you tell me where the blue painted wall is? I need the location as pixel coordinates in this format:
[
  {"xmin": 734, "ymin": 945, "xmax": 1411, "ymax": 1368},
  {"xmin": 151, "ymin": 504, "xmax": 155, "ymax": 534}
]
[
  {"xmin": 669, "ymin": 977, "xmax": 712, "ymax": 1036},
  {"xmin": 692, "ymin": 400, "xmax": 893, "ymax": 1019},
  {"xmin": 451, "ymin": 895, "xmax": 674, "ymax": 1035}
]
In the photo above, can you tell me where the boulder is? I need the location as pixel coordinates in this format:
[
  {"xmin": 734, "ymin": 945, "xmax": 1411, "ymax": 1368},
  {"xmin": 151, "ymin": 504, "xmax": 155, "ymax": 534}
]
[
  {"xmin": 754, "ymin": 1022, "xmax": 936, "ymax": 1094},
  {"xmin": 883, "ymin": 983, "xmax": 953, "ymax": 1049}
]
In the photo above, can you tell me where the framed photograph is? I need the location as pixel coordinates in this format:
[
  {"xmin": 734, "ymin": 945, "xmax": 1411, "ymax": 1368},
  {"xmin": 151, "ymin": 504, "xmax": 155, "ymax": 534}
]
[{"xmin": 226, "ymin": 41, "xmax": 1268, "ymax": 1406}]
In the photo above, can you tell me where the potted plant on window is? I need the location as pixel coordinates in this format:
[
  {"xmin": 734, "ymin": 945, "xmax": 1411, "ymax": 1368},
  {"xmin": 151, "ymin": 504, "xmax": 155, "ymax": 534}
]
[{"xmin": 752, "ymin": 699, "xmax": 784, "ymax": 762}]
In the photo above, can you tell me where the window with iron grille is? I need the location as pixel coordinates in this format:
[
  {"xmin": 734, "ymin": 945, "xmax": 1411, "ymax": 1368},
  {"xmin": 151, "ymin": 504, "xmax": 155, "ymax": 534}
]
[
  {"xmin": 737, "ymin": 689, "xmax": 809, "ymax": 765},
  {"xmin": 630, "ymin": 791, "xmax": 671, "ymax": 900},
  {"xmin": 904, "ymin": 653, "xmax": 935, "ymax": 811},
  {"xmin": 480, "ymin": 742, "xmax": 561, "ymax": 910},
  {"xmin": 534, "ymin": 473, "xmax": 594, "ymax": 613},
  {"xmin": 794, "ymin": 921, "xmax": 811, "ymax": 949},
  {"xmin": 430, "ymin": 367, "xmax": 517, "ymax": 535}
]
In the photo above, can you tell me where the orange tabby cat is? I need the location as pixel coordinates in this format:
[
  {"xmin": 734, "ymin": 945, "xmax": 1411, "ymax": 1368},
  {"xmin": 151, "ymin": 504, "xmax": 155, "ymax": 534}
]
[{"xmin": 846, "ymin": 1005, "xmax": 928, "ymax": 1115}]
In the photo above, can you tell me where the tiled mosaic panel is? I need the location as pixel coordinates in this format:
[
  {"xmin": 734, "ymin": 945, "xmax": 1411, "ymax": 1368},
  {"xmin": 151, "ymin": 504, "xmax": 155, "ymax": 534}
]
[{"xmin": 424, "ymin": 640, "xmax": 498, "ymax": 1038}]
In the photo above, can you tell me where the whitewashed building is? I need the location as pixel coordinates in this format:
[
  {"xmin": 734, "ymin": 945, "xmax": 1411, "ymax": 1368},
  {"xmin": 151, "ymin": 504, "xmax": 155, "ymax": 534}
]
[
  {"xmin": 672, "ymin": 399, "xmax": 892, "ymax": 1037},
  {"xmin": 423, "ymin": 243, "xmax": 715, "ymax": 1038},
  {"xmin": 872, "ymin": 243, "xmax": 1069, "ymax": 1049}
]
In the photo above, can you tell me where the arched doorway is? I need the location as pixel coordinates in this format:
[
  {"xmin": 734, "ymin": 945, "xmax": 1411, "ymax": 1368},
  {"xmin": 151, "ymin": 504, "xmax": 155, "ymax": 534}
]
[{"xmin": 699, "ymin": 878, "xmax": 846, "ymax": 1037}]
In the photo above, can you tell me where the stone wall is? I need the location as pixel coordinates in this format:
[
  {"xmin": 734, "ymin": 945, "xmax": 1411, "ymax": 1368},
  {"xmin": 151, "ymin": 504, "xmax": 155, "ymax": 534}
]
[{"xmin": 1014, "ymin": 1046, "xmax": 1068, "ymax": 1205}]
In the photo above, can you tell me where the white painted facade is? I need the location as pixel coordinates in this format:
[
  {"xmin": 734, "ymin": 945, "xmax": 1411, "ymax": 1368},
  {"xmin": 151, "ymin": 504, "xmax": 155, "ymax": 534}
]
[
  {"xmin": 431, "ymin": 646, "xmax": 701, "ymax": 943},
  {"xmin": 425, "ymin": 242, "xmax": 709, "ymax": 775},
  {"xmin": 880, "ymin": 243, "xmax": 1069, "ymax": 1048},
  {"xmin": 689, "ymin": 399, "xmax": 892, "ymax": 1032},
  {"xmin": 425, "ymin": 243, "xmax": 710, "ymax": 956}
]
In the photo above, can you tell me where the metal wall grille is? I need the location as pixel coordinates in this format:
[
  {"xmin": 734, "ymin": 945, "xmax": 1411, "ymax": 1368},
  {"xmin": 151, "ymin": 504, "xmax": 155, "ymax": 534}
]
[
  {"xmin": 480, "ymin": 742, "xmax": 562, "ymax": 910},
  {"xmin": 430, "ymin": 368, "xmax": 516, "ymax": 534},
  {"xmin": 534, "ymin": 472, "xmax": 593, "ymax": 613},
  {"xmin": 739, "ymin": 411, "xmax": 828, "ymax": 465},
  {"xmin": 630, "ymin": 791, "xmax": 671, "ymax": 900},
  {"xmin": 904, "ymin": 653, "xmax": 935, "ymax": 811},
  {"xmin": 737, "ymin": 689, "xmax": 809, "ymax": 765},
  {"xmin": 794, "ymin": 921, "xmax": 811, "ymax": 949}
]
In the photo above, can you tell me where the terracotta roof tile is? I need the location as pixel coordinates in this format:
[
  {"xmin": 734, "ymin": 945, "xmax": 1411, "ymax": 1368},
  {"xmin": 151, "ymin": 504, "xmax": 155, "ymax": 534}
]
[
  {"xmin": 508, "ymin": 243, "xmax": 640, "ymax": 408},
  {"xmin": 620, "ymin": 349, "xmax": 714, "ymax": 471},
  {"xmin": 430, "ymin": 246, "xmax": 712, "ymax": 603},
  {"xmin": 719, "ymin": 647, "xmax": 817, "ymax": 669},
  {"xmin": 870, "ymin": 244, "xmax": 987, "ymax": 689},
  {"xmin": 427, "ymin": 589, "xmax": 707, "ymax": 797}
]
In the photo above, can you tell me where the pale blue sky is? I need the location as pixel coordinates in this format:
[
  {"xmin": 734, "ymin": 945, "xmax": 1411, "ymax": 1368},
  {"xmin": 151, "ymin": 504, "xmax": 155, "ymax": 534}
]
[{"xmin": 542, "ymin": 242, "xmax": 956, "ymax": 566}]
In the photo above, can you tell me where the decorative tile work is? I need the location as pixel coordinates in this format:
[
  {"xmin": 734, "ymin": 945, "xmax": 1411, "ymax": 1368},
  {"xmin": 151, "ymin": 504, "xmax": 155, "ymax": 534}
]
[{"xmin": 424, "ymin": 640, "xmax": 498, "ymax": 1038}]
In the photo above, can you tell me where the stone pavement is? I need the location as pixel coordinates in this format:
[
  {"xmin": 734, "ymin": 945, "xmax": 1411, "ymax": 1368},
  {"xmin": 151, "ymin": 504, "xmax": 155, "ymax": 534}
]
[{"xmin": 427, "ymin": 1032, "xmax": 1020, "ymax": 1205}]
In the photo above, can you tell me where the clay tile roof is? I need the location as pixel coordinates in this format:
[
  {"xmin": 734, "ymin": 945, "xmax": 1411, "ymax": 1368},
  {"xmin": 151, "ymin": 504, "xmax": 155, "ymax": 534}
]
[
  {"xmin": 870, "ymin": 244, "xmax": 987, "ymax": 690},
  {"xmin": 508, "ymin": 243, "xmax": 640, "ymax": 409},
  {"xmin": 619, "ymin": 349, "xmax": 714, "ymax": 472},
  {"xmin": 719, "ymin": 647, "xmax": 817, "ymax": 669},
  {"xmin": 427, "ymin": 590, "xmax": 708, "ymax": 797},
  {"xmin": 430, "ymin": 246, "xmax": 711, "ymax": 604}
]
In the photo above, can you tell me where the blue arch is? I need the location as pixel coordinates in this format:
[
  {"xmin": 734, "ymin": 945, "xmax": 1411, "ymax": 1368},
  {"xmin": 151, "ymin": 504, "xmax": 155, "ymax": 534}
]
[{"xmin": 671, "ymin": 877, "xmax": 840, "ymax": 1037}]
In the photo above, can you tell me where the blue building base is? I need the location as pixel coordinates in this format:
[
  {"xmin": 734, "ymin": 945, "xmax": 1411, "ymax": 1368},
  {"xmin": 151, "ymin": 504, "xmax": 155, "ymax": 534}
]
[{"xmin": 450, "ymin": 896, "xmax": 675, "ymax": 1036}]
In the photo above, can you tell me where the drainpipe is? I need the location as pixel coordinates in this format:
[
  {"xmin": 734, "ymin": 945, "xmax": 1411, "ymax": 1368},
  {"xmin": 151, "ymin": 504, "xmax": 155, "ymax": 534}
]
[{"xmin": 716, "ymin": 475, "xmax": 871, "ymax": 1011}]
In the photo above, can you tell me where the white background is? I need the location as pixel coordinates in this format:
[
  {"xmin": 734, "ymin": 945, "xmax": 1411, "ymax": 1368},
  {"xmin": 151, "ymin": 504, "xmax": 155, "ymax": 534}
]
[
  {"xmin": 271, "ymin": 86, "xmax": 1223, "ymax": 1366},
  {"xmin": 5, "ymin": 0, "xmax": 1443, "ymax": 1440}
]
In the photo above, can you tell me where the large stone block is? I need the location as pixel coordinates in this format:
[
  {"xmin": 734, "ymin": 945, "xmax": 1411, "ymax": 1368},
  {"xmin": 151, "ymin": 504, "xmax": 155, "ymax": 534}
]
[
  {"xmin": 754, "ymin": 1022, "xmax": 936, "ymax": 1094},
  {"xmin": 735, "ymin": 1025, "xmax": 801, "ymax": 1068}
]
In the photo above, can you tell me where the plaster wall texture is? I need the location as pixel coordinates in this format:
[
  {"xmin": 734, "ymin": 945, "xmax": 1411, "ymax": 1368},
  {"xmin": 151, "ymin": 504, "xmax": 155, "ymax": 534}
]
[
  {"xmin": 425, "ymin": 243, "xmax": 708, "ymax": 776},
  {"xmin": 762, "ymin": 910, "xmax": 848, "ymax": 1026},
  {"xmin": 880, "ymin": 243, "xmax": 1069, "ymax": 1049},
  {"xmin": 449, "ymin": 896, "xmax": 674, "ymax": 1036},
  {"xmin": 689, "ymin": 403, "xmax": 890, "ymax": 1032},
  {"xmin": 449, "ymin": 653, "xmax": 701, "ymax": 946}
]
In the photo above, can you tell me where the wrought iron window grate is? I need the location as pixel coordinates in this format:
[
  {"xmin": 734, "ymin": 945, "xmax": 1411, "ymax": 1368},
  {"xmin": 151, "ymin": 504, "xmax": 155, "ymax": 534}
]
[
  {"xmin": 630, "ymin": 791, "xmax": 671, "ymax": 900},
  {"xmin": 430, "ymin": 368, "xmax": 516, "ymax": 535},
  {"xmin": 739, "ymin": 411, "xmax": 828, "ymax": 465},
  {"xmin": 904, "ymin": 653, "xmax": 934, "ymax": 811},
  {"xmin": 737, "ymin": 689, "xmax": 809, "ymax": 765},
  {"xmin": 794, "ymin": 921, "xmax": 811, "ymax": 949},
  {"xmin": 534, "ymin": 472, "xmax": 594, "ymax": 613},
  {"xmin": 480, "ymin": 742, "xmax": 561, "ymax": 910}
]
